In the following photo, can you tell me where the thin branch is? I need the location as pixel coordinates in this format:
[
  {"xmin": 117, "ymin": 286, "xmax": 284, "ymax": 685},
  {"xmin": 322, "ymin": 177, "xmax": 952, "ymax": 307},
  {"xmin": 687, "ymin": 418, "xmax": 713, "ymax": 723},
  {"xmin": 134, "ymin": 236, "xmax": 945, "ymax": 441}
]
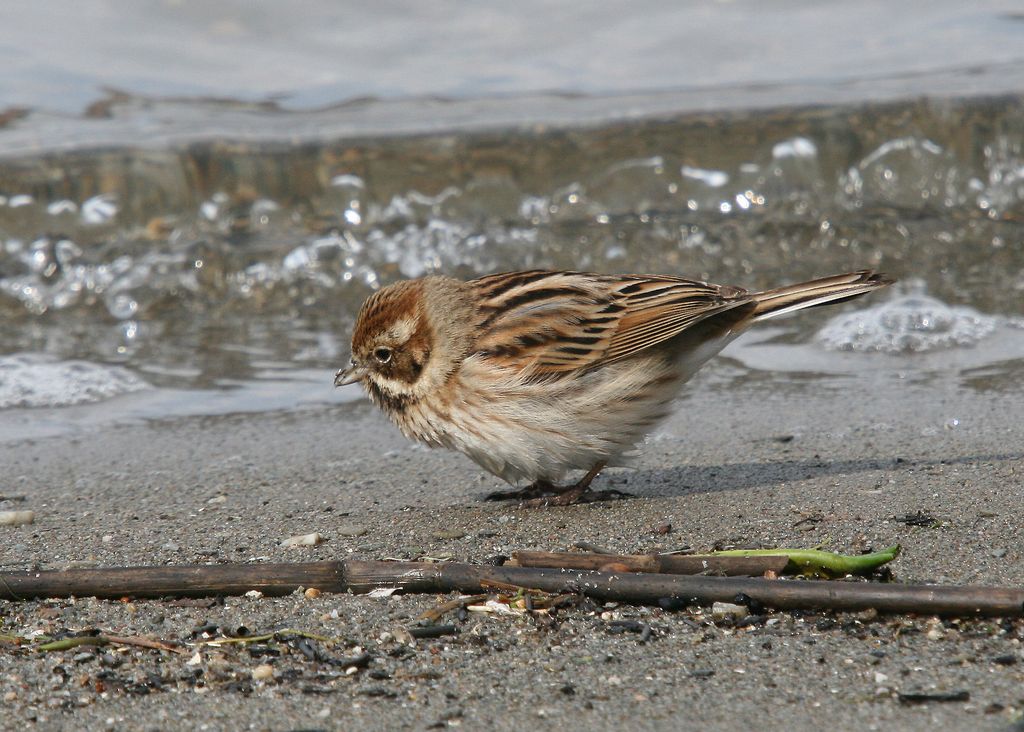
[
  {"xmin": 418, "ymin": 594, "xmax": 488, "ymax": 623},
  {"xmin": 510, "ymin": 550, "xmax": 791, "ymax": 576},
  {"xmin": 1, "ymin": 559, "xmax": 1020, "ymax": 617}
]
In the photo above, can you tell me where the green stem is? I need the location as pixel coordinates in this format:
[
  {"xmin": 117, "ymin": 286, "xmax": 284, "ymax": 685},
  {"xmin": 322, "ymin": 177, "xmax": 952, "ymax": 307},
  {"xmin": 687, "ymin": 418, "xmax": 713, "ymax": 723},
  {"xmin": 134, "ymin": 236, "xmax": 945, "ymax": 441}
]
[
  {"xmin": 36, "ymin": 636, "xmax": 108, "ymax": 652},
  {"xmin": 690, "ymin": 545, "xmax": 901, "ymax": 578},
  {"xmin": 198, "ymin": 628, "xmax": 340, "ymax": 647}
]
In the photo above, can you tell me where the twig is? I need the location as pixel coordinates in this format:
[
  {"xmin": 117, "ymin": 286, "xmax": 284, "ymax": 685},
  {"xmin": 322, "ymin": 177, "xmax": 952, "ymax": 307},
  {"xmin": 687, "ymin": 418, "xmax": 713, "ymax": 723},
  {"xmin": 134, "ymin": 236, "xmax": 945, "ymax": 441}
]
[
  {"xmin": 36, "ymin": 636, "xmax": 106, "ymax": 652},
  {"xmin": 573, "ymin": 542, "xmax": 615, "ymax": 555},
  {"xmin": 1, "ymin": 559, "xmax": 1021, "ymax": 617},
  {"xmin": 35, "ymin": 634, "xmax": 182, "ymax": 654},
  {"xmin": 478, "ymin": 578, "xmax": 531, "ymax": 593},
  {"xmin": 407, "ymin": 624, "xmax": 458, "ymax": 639},
  {"xmin": 100, "ymin": 635, "xmax": 183, "ymax": 653},
  {"xmin": 418, "ymin": 594, "xmax": 488, "ymax": 623},
  {"xmin": 898, "ymin": 690, "xmax": 970, "ymax": 704},
  {"xmin": 198, "ymin": 629, "xmax": 340, "ymax": 647},
  {"xmin": 512, "ymin": 546, "xmax": 898, "ymax": 578},
  {"xmin": 511, "ymin": 547, "xmax": 898, "ymax": 578},
  {"xmin": 511, "ymin": 550, "xmax": 790, "ymax": 576}
]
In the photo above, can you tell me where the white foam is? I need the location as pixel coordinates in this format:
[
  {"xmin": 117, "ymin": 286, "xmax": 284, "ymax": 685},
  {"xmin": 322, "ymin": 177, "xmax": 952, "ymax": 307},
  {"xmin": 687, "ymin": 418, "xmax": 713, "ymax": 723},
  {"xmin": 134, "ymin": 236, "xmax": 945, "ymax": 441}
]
[
  {"xmin": 817, "ymin": 292, "xmax": 998, "ymax": 353},
  {"xmin": 0, "ymin": 354, "xmax": 148, "ymax": 409}
]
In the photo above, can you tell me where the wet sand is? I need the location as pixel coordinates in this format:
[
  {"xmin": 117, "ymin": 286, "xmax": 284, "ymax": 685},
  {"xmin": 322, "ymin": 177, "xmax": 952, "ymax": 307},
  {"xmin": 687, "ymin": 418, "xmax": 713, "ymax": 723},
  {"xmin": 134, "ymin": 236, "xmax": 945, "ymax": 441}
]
[{"xmin": 2, "ymin": 362, "xmax": 1023, "ymax": 731}]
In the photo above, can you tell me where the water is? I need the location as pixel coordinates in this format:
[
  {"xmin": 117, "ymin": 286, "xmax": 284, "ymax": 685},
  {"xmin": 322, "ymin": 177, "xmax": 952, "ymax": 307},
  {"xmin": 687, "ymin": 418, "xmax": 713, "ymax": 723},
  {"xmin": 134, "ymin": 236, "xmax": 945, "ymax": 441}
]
[
  {"xmin": 2, "ymin": 91, "xmax": 1023, "ymax": 443},
  {"xmin": 2, "ymin": 1, "xmax": 1023, "ymax": 114},
  {"xmin": 1, "ymin": 5, "xmax": 1023, "ymax": 443}
]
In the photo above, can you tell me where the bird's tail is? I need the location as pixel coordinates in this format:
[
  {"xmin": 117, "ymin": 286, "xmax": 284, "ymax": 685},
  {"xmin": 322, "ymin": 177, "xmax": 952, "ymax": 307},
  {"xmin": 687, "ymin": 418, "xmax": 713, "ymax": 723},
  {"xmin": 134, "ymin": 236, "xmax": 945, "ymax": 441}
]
[{"xmin": 750, "ymin": 270, "xmax": 894, "ymax": 321}]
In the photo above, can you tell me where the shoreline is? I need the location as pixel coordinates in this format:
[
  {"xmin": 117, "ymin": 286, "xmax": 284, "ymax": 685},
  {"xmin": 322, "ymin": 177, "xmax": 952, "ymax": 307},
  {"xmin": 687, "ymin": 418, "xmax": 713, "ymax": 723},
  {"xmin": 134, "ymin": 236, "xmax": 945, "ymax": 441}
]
[{"xmin": 2, "ymin": 370, "xmax": 1022, "ymax": 729}]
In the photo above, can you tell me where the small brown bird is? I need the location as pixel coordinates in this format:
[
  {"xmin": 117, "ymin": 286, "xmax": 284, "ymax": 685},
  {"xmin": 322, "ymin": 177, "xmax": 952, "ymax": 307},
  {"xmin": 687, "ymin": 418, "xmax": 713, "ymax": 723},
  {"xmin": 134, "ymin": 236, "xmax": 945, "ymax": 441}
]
[{"xmin": 335, "ymin": 269, "xmax": 892, "ymax": 505}]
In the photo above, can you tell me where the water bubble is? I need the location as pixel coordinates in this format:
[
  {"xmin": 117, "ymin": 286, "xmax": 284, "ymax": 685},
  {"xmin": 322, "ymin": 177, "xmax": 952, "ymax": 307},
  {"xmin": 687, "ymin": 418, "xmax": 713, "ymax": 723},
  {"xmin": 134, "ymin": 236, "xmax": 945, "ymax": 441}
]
[
  {"xmin": 200, "ymin": 201, "xmax": 219, "ymax": 220},
  {"xmin": 282, "ymin": 246, "xmax": 311, "ymax": 271},
  {"xmin": 681, "ymin": 166, "xmax": 729, "ymax": 187},
  {"xmin": 975, "ymin": 136, "xmax": 1024, "ymax": 218},
  {"xmin": 772, "ymin": 137, "xmax": 817, "ymax": 159},
  {"xmin": 518, "ymin": 195, "xmax": 549, "ymax": 224},
  {"xmin": 546, "ymin": 183, "xmax": 599, "ymax": 222},
  {"xmin": 330, "ymin": 174, "xmax": 365, "ymax": 189},
  {"xmin": 839, "ymin": 137, "xmax": 958, "ymax": 211},
  {"xmin": 817, "ymin": 287, "xmax": 999, "ymax": 353},
  {"xmin": 107, "ymin": 293, "xmax": 139, "ymax": 319},
  {"xmin": 589, "ymin": 156, "xmax": 674, "ymax": 215},
  {"xmin": 81, "ymin": 194, "xmax": 118, "ymax": 225},
  {"xmin": 46, "ymin": 200, "xmax": 78, "ymax": 216}
]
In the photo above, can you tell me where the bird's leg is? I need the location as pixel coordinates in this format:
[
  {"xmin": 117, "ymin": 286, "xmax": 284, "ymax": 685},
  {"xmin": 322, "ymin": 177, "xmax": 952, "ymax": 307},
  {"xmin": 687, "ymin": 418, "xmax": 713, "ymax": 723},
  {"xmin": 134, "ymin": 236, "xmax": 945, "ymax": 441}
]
[
  {"xmin": 484, "ymin": 479, "xmax": 557, "ymax": 502},
  {"xmin": 521, "ymin": 462, "xmax": 632, "ymax": 507}
]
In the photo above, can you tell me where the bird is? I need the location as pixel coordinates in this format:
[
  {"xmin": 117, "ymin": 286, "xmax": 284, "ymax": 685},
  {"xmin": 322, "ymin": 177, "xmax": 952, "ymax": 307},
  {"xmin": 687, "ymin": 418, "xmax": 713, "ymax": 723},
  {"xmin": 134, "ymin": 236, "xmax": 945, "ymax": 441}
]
[{"xmin": 335, "ymin": 269, "xmax": 893, "ymax": 506}]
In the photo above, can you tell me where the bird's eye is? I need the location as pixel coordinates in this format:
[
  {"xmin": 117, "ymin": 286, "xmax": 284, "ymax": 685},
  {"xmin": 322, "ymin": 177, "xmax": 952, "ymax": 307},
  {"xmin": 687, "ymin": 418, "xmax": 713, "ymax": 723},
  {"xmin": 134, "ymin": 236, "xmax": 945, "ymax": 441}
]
[{"xmin": 373, "ymin": 347, "xmax": 393, "ymax": 364}]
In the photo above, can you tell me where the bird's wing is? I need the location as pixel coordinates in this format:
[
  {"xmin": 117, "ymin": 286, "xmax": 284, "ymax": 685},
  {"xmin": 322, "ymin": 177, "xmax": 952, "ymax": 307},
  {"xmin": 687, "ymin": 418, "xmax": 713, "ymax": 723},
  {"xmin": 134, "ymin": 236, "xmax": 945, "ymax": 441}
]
[{"xmin": 468, "ymin": 270, "xmax": 752, "ymax": 375}]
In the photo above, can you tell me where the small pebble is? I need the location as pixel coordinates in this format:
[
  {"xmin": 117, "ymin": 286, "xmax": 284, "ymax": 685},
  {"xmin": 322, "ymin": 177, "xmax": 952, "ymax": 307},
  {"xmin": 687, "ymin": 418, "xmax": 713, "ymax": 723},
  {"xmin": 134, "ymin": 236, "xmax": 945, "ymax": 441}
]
[
  {"xmin": 252, "ymin": 664, "xmax": 274, "ymax": 681},
  {"xmin": 656, "ymin": 523, "xmax": 672, "ymax": 535},
  {"xmin": 304, "ymin": 587, "xmax": 322, "ymax": 599},
  {"xmin": 711, "ymin": 602, "xmax": 747, "ymax": 621},
  {"xmin": 432, "ymin": 529, "xmax": 465, "ymax": 540},
  {"xmin": 0, "ymin": 510, "xmax": 34, "ymax": 526},
  {"xmin": 336, "ymin": 523, "xmax": 367, "ymax": 537},
  {"xmin": 282, "ymin": 532, "xmax": 324, "ymax": 547},
  {"xmin": 991, "ymin": 548, "xmax": 1008, "ymax": 558}
]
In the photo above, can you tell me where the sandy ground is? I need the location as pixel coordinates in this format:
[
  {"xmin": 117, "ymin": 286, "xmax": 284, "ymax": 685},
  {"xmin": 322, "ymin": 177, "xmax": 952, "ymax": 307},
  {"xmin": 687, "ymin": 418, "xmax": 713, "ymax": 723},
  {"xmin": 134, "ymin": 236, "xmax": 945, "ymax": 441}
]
[{"xmin": 1, "ymin": 364, "xmax": 1023, "ymax": 731}]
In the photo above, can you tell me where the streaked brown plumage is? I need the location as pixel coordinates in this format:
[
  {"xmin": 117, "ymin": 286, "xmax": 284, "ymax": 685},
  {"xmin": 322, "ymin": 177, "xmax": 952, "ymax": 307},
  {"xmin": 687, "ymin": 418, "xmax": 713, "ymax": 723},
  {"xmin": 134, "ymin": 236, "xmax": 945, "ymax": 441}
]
[{"xmin": 335, "ymin": 269, "xmax": 893, "ymax": 505}]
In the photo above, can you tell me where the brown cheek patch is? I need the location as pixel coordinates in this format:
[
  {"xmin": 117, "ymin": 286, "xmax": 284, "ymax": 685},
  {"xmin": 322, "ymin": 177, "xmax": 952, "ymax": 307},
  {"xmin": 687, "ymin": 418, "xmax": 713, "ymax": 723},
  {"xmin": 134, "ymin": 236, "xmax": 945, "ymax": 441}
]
[{"xmin": 395, "ymin": 321, "xmax": 433, "ymax": 384}]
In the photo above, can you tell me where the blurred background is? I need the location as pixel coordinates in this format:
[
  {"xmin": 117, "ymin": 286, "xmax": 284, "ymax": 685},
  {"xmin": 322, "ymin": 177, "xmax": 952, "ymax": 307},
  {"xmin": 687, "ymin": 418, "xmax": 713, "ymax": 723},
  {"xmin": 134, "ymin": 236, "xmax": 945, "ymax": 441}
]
[{"xmin": 1, "ymin": 0, "xmax": 1023, "ymax": 441}]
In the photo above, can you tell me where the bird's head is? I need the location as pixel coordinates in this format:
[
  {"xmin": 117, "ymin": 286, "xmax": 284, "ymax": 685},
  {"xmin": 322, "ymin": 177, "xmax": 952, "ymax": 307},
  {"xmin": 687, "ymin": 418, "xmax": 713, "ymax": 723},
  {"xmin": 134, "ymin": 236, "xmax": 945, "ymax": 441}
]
[{"xmin": 335, "ymin": 276, "xmax": 472, "ymax": 407}]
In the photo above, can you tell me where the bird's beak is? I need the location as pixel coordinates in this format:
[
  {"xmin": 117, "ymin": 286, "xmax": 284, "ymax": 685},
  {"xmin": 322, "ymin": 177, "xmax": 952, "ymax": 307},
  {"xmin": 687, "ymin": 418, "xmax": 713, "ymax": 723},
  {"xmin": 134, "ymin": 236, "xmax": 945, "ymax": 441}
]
[{"xmin": 334, "ymin": 361, "xmax": 367, "ymax": 387}]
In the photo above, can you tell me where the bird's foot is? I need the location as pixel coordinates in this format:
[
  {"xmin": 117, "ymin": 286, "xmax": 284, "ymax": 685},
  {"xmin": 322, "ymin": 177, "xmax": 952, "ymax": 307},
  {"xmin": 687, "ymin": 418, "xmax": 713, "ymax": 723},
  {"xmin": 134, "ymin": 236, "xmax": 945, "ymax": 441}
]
[{"xmin": 516, "ymin": 462, "xmax": 632, "ymax": 507}]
